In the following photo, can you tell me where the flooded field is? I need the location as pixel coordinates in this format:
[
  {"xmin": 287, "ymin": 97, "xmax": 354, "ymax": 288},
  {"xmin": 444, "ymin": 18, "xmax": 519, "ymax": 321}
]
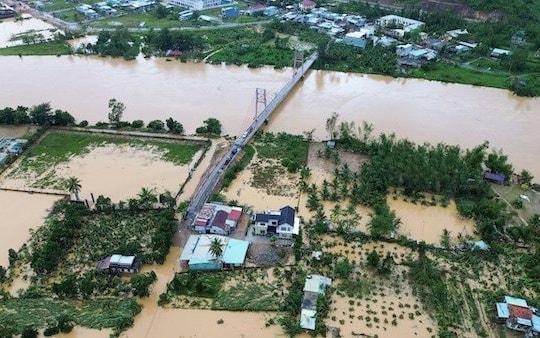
[
  {"xmin": 0, "ymin": 190, "xmax": 59, "ymax": 266},
  {"xmin": 0, "ymin": 17, "xmax": 59, "ymax": 48},
  {"xmin": 223, "ymin": 153, "xmax": 302, "ymax": 211},
  {"xmin": 1, "ymin": 142, "xmax": 203, "ymax": 202},
  {"xmin": 388, "ymin": 197, "xmax": 476, "ymax": 245},
  {"xmin": 136, "ymin": 309, "xmax": 281, "ymax": 338}
]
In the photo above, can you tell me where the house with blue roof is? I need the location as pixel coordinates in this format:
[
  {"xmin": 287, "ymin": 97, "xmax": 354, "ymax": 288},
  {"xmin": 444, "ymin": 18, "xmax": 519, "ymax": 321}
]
[
  {"xmin": 179, "ymin": 234, "xmax": 250, "ymax": 271},
  {"xmin": 253, "ymin": 205, "xmax": 300, "ymax": 239}
]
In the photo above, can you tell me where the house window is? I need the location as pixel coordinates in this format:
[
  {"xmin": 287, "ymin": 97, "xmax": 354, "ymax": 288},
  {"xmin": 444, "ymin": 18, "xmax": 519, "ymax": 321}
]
[{"xmin": 270, "ymin": 220, "xmax": 278, "ymax": 226}]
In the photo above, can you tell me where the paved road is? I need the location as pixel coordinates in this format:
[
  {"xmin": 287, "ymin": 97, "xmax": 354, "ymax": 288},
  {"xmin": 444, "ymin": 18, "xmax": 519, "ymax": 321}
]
[{"xmin": 185, "ymin": 52, "xmax": 319, "ymax": 222}]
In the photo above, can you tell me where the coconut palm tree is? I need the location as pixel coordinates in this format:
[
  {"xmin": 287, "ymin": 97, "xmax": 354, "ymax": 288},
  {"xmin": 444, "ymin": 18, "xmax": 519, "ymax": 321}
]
[
  {"xmin": 137, "ymin": 187, "xmax": 157, "ymax": 209},
  {"xmin": 66, "ymin": 176, "xmax": 82, "ymax": 201},
  {"xmin": 208, "ymin": 238, "xmax": 223, "ymax": 261}
]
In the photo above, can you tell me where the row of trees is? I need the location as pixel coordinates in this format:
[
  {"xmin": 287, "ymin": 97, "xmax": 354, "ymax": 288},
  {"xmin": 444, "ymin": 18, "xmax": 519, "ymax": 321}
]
[{"xmin": 0, "ymin": 103, "xmax": 75, "ymax": 126}]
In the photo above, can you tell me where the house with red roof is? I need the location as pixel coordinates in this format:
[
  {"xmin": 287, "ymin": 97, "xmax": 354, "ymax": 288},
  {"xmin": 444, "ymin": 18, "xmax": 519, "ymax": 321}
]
[
  {"xmin": 299, "ymin": 0, "xmax": 315, "ymax": 11},
  {"xmin": 192, "ymin": 203, "xmax": 243, "ymax": 235},
  {"xmin": 496, "ymin": 296, "xmax": 540, "ymax": 334}
]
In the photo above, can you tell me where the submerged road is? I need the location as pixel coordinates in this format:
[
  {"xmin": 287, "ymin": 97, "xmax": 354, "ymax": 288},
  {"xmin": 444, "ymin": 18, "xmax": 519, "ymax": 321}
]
[{"xmin": 185, "ymin": 52, "xmax": 319, "ymax": 221}]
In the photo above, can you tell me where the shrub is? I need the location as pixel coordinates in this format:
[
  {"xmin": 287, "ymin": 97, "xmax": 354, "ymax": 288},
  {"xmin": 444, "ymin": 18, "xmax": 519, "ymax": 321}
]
[
  {"xmin": 132, "ymin": 120, "xmax": 144, "ymax": 128},
  {"xmin": 147, "ymin": 120, "xmax": 165, "ymax": 131}
]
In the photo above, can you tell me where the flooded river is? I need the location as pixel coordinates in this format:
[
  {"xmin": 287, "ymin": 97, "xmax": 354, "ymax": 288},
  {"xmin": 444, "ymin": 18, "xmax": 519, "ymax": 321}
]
[{"xmin": 1, "ymin": 55, "xmax": 538, "ymax": 176}]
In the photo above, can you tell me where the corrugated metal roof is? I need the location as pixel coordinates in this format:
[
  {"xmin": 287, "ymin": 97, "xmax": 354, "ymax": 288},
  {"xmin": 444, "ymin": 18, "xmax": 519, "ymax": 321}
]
[
  {"xmin": 222, "ymin": 238, "xmax": 249, "ymax": 265},
  {"xmin": 505, "ymin": 296, "xmax": 528, "ymax": 308},
  {"xmin": 532, "ymin": 314, "xmax": 540, "ymax": 332},
  {"xmin": 304, "ymin": 275, "xmax": 332, "ymax": 293},
  {"xmin": 300, "ymin": 309, "xmax": 317, "ymax": 330},
  {"xmin": 496, "ymin": 303, "xmax": 509, "ymax": 318}
]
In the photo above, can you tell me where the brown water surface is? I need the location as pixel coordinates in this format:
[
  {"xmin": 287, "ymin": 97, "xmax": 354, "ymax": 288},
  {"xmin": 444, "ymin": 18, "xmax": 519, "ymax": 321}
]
[
  {"xmin": 1, "ymin": 56, "xmax": 538, "ymax": 176},
  {"xmin": 0, "ymin": 190, "xmax": 59, "ymax": 266},
  {"xmin": 0, "ymin": 17, "xmax": 58, "ymax": 47}
]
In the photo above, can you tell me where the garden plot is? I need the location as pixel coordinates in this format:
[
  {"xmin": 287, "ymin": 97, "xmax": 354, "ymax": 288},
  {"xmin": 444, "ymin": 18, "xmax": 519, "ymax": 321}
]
[
  {"xmin": 0, "ymin": 190, "xmax": 59, "ymax": 267},
  {"xmin": 223, "ymin": 153, "xmax": 302, "ymax": 211},
  {"xmin": 1, "ymin": 132, "xmax": 202, "ymax": 201},
  {"xmin": 161, "ymin": 268, "xmax": 287, "ymax": 312}
]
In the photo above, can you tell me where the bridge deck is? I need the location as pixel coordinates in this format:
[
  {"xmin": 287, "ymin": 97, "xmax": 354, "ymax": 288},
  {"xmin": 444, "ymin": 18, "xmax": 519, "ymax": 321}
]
[{"xmin": 186, "ymin": 52, "xmax": 318, "ymax": 220}]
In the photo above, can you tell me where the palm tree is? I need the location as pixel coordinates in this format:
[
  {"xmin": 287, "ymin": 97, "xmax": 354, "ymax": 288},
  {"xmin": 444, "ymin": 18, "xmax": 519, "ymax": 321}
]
[
  {"xmin": 66, "ymin": 176, "xmax": 82, "ymax": 201},
  {"xmin": 208, "ymin": 238, "xmax": 223, "ymax": 261},
  {"xmin": 137, "ymin": 187, "xmax": 157, "ymax": 209}
]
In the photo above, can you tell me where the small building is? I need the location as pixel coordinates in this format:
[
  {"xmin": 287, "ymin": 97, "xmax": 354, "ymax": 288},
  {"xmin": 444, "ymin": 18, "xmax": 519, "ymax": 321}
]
[
  {"xmin": 178, "ymin": 9, "xmax": 193, "ymax": 20},
  {"xmin": 454, "ymin": 45, "xmax": 471, "ymax": 54},
  {"xmin": 490, "ymin": 48, "xmax": 512, "ymax": 58},
  {"xmin": 345, "ymin": 15, "xmax": 366, "ymax": 27},
  {"xmin": 209, "ymin": 210, "xmax": 229, "ymax": 235},
  {"xmin": 300, "ymin": 274, "xmax": 332, "ymax": 330},
  {"xmin": 300, "ymin": 0, "xmax": 315, "ymax": 11},
  {"xmin": 246, "ymin": 3, "xmax": 266, "ymax": 15},
  {"xmin": 373, "ymin": 36, "xmax": 397, "ymax": 47},
  {"xmin": 180, "ymin": 234, "xmax": 250, "ymax": 270},
  {"xmin": 221, "ymin": 6, "xmax": 239, "ymax": 18},
  {"xmin": 376, "ymin": 15, "xmax": 424, "ymax": 32},
  {"xmin": 192, "ymin": 203, "xmax": 242, "ymax": 234},
  {"xmin": 253, "ymin": 205, "xmax": 300, "ymax": 239},
  {"xmin": 263, "ymin": 6, "xmax": 279, "ymax": 16},
  {"xmin": 446, "ymin": 28, "xmax": 468, "ymax": 39},
  {"xmin": 483, "ymin": 171, "xmax": 506, "ymax": 185},
  {"xmin": 396, "ymin": 43, "xmax": 413, "ymax": 57},
  {"xmin": 170, "ymin": 0, "xmax": 221, "ymax": 10},
  {"xmin": 496, "ymin": 296, "xmax": 540, "ymax": 334},
  {"xmin": 98, "ymin": 254, "xmax": 142, "ymax": 274},
  {"xmin": 341, "ymin": 31, "xmax": 367, "ymax": 49}
]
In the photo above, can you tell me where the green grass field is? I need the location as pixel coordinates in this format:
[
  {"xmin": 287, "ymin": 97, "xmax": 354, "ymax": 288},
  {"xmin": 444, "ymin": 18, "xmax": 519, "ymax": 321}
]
[
  {"xmin": 491, "ymin": 184, "xmax": 540, "ymax": 223},
  {"xmin": 410, "ymin": 62, "xmax": 509, "ymax": 89},
  {"xmin": 8, "ymin": 131, "xmax": 201, "ymax": 189},
  {"xmin": 0, "ymin": 41, "xmax": 72, "ymax": 56}
]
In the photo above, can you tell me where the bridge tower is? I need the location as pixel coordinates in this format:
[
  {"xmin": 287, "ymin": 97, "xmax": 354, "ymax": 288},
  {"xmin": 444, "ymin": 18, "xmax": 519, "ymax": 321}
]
[
  {"xmin": 255, "ymin": 88, "xmax": 267, "ymax": 119},
  {"xmin": 293, "ymin": 49, "xmax": 305, "ymax": 75}
]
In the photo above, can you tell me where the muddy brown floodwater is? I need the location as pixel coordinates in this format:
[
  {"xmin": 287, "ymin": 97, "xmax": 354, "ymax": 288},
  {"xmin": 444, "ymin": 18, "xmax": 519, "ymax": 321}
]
[
  {"xmin": 0, "ymin": 56, "xmax": 539, "ymax": 176},
  {"xmin": 0, "ymin": 190, "xmax": 60, "ymax": 266}
]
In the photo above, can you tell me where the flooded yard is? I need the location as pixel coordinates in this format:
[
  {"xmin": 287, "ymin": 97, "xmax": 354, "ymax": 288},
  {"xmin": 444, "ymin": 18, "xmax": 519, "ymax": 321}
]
[{"xmin": 0, "ymin": 190, "xmax": 59, "ymax": 266}]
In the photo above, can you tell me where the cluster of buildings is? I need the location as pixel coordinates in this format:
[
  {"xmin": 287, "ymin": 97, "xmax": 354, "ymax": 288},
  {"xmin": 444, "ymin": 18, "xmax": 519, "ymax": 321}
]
[
  {"xmin": 178, "ymin": 203, "xmax": 301, "ymax": 271},
  {"xmin": 0, "ymin": 137, "xmax": 26, "ymax": 166},
  {"xmin": 496, "ymin": 296, "xmax": 540, "ymax": 336},
  {"xmin": 192, "ymin": 202, "xmax": 242, "ymax": 236},
  {"xmin": 300, "ymin": 274, "xmax": 332, "ymax": 330},
  {"xmin": 76, "ymin": 0, "xmax": 155, "ymax": 19}
]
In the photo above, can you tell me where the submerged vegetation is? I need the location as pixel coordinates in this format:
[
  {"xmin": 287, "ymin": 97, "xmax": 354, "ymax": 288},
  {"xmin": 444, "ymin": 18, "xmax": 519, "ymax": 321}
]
[
  {"xmin": 0, "ymin": 187, "xmax": 179, "ymax": 335},
  {"xmin": 6, "ymin": 130, "xmax": 201, "ymax": 189}
]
